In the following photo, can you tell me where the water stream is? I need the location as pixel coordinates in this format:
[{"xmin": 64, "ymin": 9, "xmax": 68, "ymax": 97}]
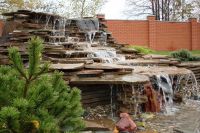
[
  {"xmin": 155, "ymin": 72, "xmax": 200, "ymax": 115},
  {"xmin": 110, "ymin": 84, "xmax": 114, "ymax": 118},
  {"xmin": 76, "ymin": 18, "xmax": 99, "ymax": 44},
  {"xmin": 155, "ymin": 73, "xmax": 175, "ymax": 115},
  {"xmin": 87, "ymin": 50, "xmax": 125, "ymax": 63}
]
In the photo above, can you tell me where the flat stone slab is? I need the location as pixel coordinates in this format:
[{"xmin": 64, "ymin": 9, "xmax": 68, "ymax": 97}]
[
  {"xmin": 70, "ymin": 73, "xmax": 149, "ymax": 85},
  {"xmin": 85, "ymin": 63, "xmax": 134, "ymax": 70},
  {"xmin": 143, "ymin": 54, "xmax": 170, "ymax": 59},
  {"xmin": 176, "ymin": 61, "xmax": 200, "ymax": 67},
  {"xmin": 117, "ymin": 59, "xmax": 179, "ymax": 66},
  {"xmin": 77, "ymin": 70, "xmax": 104, "ymax": 77},
  {"xmin": 121, "ymin": 47, "xmax": 139, "ymax": 53},
  {"xmin": 133, "ymin": 66, "xmax": 192, "ymax": 76},
  {"xmin": 50, "ymin": 63, "xmax": 84, "ymax": 70}
]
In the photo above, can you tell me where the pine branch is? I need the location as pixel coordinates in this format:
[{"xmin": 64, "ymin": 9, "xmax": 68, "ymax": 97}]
[
  {"xmin": 28, "ymin": 36, "xmax": 43, "ymax": 79},
  {"xmin": 8, "ymin": 47, "xmax": 27, "ymax": 80},
  {"xmin": 30, "ymin": 62, "xmax": 50, "ymax": 82}
]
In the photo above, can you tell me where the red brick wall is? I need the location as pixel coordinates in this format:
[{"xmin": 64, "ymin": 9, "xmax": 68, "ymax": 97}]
[
  {"xmin": 106, "ymin": 20, "xmax": 149, "ymax": 47},
  {"xmin": 197, "ymin": 23, "xmax": 200, "ymax": 50},
  {"xmin": 155, "ymin": 22, "xmax": 191, "ymax": 50},
  {"xmin": 106, "ymin": 16, "xmax": 200, "ymax": 50}
]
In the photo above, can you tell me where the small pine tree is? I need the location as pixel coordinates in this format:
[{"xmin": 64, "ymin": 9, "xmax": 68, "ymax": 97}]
[{"xmin": 0, "ymin": 37, "xmax": 84, "ymax": 133}]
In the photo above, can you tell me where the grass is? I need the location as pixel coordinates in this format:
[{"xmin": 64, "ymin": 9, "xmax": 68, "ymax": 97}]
[
  {"xmin": 128, "ymin": 45, "xmax": 200, "ymax": 56},
  {"xmin": 191, "ymin": 50, "xmax": 200, "ymax": 56}
]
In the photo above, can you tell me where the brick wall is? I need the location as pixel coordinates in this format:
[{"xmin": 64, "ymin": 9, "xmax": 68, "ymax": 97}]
[
  {"xmin": 106, "ymin": 16, "xmax": 200, "ymax": 51},
  {"xmin": 197, "ymin": 23, "xmax": 200, "ymax": 50},
  {"xmin": 106, "ymin": 20, "xmax": 149, "ymax": 47}
]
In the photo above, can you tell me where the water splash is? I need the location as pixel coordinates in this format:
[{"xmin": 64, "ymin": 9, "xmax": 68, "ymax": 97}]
[
  {"xmin": 76, "ymin": 18, "xmax": 99, "ymax": 44},
  {"xmin": 43, "ymin": 16, "xmax": 67, "ymax": 45},
  {"xmin": 99, "ymin": 31, "xmax": 107, "ymax": 45},
  {"xmin": 110, "ymin": 84, "xmax": 114, "ymax": 118},
  {"xmin": 87, "ymin": 50, "xmax": 125, "ymax": 63},
  {"xmin": 173, "ymin": 72, "xmax": 200, "ymax": 99},
  {"xmin": 156, "ymin": 73, "xmax": 174, "ymax": 115}
]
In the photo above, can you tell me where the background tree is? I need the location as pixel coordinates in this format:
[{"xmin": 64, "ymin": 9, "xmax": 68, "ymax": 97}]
[
  {"xmin": 0, "ymin": 0, "xmax": 107, "ymax": 18},
  {"xmin": 0, "ymin": 37, "xmax": 84, "ymax": 132},
  {"xmin": 192, "ymin": 0, "xmax": 200, "ymax": 19},
  {"xmin": 68, "ymin": 0, "xmax": 107, "ymax": 18},
  {"xmin": 124, "ymin": 0, "xmax": 195, "ymax": 21},
  {"xmin": 0, "ymin": 0, "xmax": 42, "ymax": 13},
  {"xmin": 0, "ymin": 0, "xmax": 24, "ymax": 13}
]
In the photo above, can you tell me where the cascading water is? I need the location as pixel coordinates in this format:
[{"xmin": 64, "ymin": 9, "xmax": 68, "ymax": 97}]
[
  {"xmin": 43, "ymin": 16, "xmax": 67, "ymax": 45},
  {"xmin": 76, "ymin": 18, "xmax": 99, "ymax": 44},
  {"xmin": 110, "ymin": 84, "xmax": 114, "ymax": 118},
  {"xmin": 99, "ymin": 31, "xmax": 107, "ymax": 45},
  {"xmin": 156, "ymin": 73, "xmax": 175, "ymax": 115},
  {"xmin": 44, "ymin": 15, "xmax": 51, "ymax": 29},
  {"xmin": 75, "ymin": 18, "xmax": 127, "ymax": 63},
  {"xmin": 154, "ymin": 72, "xmax": 200, "ymax": 115},
  {"xmin": 173, "ymin": 72, "xmax": 200, "ymax": 99},
  {"xmin": 87, "ymin": 50, "xmax": 126, "ymax": 63}
]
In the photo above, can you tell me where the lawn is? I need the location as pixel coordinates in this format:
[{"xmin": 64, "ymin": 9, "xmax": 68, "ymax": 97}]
[
  {"xmin": 128, "ymin": 45, "xmax": 200, "ymax": 56},
  {"xmin": 152, "ymin": 50, "xmax": 200, "ymax": 56}
]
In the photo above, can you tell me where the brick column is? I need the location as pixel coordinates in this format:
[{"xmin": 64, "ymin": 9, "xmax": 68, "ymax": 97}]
[
  {"xmin": 148, "ymin": 16, "xmax": 156, "ymax": 50},
  {"xmin": 189, "ymin": 18, "xmax": 198, "ymax": 50},
  {"xmin": 96, "ymin": 14, "xmax": 105, "ymax": 19}
]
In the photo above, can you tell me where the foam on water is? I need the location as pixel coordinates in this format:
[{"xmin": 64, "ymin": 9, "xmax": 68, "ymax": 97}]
[
  {"xmin": 76, "ymin": 18, "xmax": 99, "ymax": 44},
  {"xmin": 156, "ymin": 73, "xmax": 175, "ymax": 115},
  {"xmin": 87, "ymin": 50, "xmax": 126, "ymax": 63}
]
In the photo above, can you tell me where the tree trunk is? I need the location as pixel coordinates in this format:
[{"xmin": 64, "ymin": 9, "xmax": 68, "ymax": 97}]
[
  {"xmin": 151, "ymin": 0, "xmax": 155, "ymax": 15},
  {"xmin": 167, "ymin": 0, "xmax": 170, "ymax": 21},
  {"xmin": 155, "ymin": 0, "xmax": 158, "ymax": 19},
  {"xmin": 157, "ymin": 0, "xmax": 160, "ymax": 20},
  {"xmin": 80, "ymin": 0, "xmax": 86, "ymax": 18},
  {"xmin": 162, "ymin": 0, "xmax": 164, "ymax": 20}
]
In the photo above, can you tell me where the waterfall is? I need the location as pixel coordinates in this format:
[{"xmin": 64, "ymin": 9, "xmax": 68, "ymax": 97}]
[
  {"xmin": 76, "ymin": 18, "xmax": 99, "ymax": 44},
  {"xmin": 87, "ymin": 50, "xmax": 126, "ymax": 63},
  {"xmin": 156, "ymin": 73, "xmax": 175, "ymax": 115},
  {"xmin": 110, "ymin": 84, "xmax": 114, "ymax": 118}
]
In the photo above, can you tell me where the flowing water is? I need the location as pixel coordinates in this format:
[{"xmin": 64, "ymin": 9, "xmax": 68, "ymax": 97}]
[
  {"xmin": 110, "ymin": 84, "xmax": 114, "ymax": 118},
  {"xmin": 87, "ymin": 50, "xmax": 125, "ymax": 63},
  {"xmin": 76, "ymin": 18, "xmax": 99, "ymax": 44},
  {"xmin": 172, "ymin": 73, "xmax": 200, "ymax": 99},
  {"xmin": 154, "ymin": 72, "xmax": 200, "ymax": 115}
]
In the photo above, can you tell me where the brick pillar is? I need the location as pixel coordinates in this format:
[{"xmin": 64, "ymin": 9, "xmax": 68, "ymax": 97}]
[
  {"xmin": 189, "ymin": 18, "xmax": 198, "ymax": 50},
  {"xmin": 148, "ymin": 16, "xmax": 156, "ymax": 50},
  {"xmin": 96, "ymin": 14, "xmax": 105, "ymax": 19}
]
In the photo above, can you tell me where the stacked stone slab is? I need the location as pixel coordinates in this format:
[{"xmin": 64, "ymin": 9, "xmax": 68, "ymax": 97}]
[{"xmin": 176, "ymin": 62, "xmax": 200, "ymax": 86}]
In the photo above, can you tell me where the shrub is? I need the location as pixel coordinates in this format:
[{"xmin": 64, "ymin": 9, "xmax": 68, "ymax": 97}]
[
  {"xmin": 0, "ymin": 37, "xmax": 84, "ymax": 132},
  {"xmin": 170, "ymin": 49, "xmax": 200, "ymax": 61}
]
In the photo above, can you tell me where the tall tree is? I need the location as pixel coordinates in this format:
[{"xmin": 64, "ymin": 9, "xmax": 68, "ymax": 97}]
[
  {"xmin": 192, "ymin": 0, "xmax": 200, "ymax": 19},
  {"xmin": 0, "ymin": 0, "xmax": 24, "ymax": 13},
  {"xmin": 69, "ymin": 0, "xmax": 107, "ymax": 18},
  {"xmin": 0, "ymin": 0, "xmax": 107, "ymax": 18},
  {"xmin": 0, "ymin": 0, "xmax": 46, "ymax": 14},
  {"xmin": 124, "ymin": 0, "xmax": 194, "ymax": 21}
]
